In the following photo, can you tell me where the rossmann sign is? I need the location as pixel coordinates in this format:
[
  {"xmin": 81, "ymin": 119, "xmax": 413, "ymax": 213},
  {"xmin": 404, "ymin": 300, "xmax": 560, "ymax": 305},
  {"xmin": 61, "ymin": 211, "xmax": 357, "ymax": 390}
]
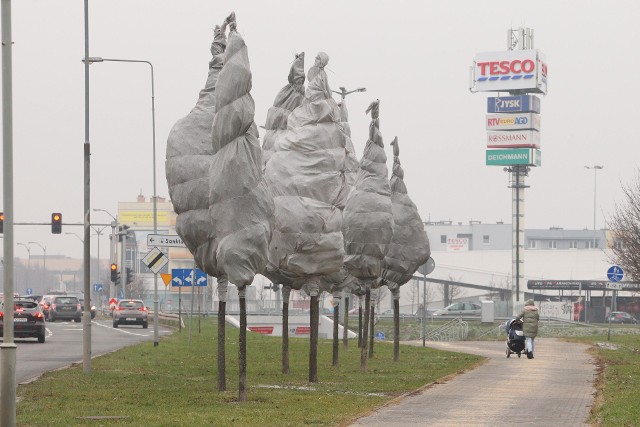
[
  {"xmin": 471, "ymin": 49, "xmax": 547, "ymax": 94},
  {"xmin": 487, "ymin": 130, "xmax": 540, "ymax": 149}
]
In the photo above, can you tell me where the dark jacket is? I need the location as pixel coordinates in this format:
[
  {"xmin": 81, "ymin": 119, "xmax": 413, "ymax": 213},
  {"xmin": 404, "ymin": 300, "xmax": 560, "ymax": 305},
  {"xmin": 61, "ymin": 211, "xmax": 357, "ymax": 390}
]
[{"xmin": 517, "ymin": 300, "xmax": 539, "ymax": 337}]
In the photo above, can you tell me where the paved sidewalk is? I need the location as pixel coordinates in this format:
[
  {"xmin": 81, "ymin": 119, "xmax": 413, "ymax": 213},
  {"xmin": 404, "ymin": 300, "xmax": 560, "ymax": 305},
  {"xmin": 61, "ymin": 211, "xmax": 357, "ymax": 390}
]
[{"xmin": 350, "ymin": 338, "xmax": 596, "ymax": 426}]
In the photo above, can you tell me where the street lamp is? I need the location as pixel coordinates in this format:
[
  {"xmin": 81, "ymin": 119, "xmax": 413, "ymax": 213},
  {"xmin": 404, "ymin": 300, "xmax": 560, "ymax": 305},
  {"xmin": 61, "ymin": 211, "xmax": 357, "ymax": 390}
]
[
  {"xmin": 332, "ymin": 86, "xmax": 366, "ymax": 100},
  {"xmin": 85, "ymin": 57, "xmax": 159, "ymax": 347},
  {"xmin": 28, "ymin": 241, "xmax": 46, "ymax": 290},
  {"xmin": 94, "ymin": 208, "xmax": 118, "ymax": 300},
  {"xmin": 65, "ymin": 232, "xmax": 84, "ymax": 244},
  {"xmin": 584, "ymin": 165, "xmax": 604, "ymax": 249},
  {"xmin": 17, "ymin": 243, "xmax": 31, "ymax": 294}
]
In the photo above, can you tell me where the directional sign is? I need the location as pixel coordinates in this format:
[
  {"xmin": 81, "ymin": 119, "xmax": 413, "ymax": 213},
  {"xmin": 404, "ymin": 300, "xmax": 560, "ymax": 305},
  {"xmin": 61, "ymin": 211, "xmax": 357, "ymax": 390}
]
[
  {"xmin": 607, "ymin": 266, "xmax": 624, "ymax": 282},
  {"xmin": 93, "ymin": 284, "xmax": 104, "ymax": 293},
  {"xmin": 142, "ymin": 247, "xmax": 169, "ymax": 274},
  {"xmin": 147, "ymin": 234, "xmax": 185, "ymax": 248},
  {"xmin": 171, "ymin": 268, "xmax": 208, "ymax": 287},
  {"xmin": 375, "ymin": 331, "xmax": 385, "ymax": 340}
]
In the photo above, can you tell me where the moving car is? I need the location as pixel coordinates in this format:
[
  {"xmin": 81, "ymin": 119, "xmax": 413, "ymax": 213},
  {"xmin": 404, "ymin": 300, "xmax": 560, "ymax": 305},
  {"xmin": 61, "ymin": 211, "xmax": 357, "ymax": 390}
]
[
  {"xmin": 0, "ymin": 298, "xmax": 46, "ymax": 343},
  {"xmin": 48, "ymin": 296, "xmax": 82, "ymax": 323},
  {"xmin": 432, "ymin": 302, "xmax": 482, "ymax": 317},
  {"xmin": 608, "ymin": 311, "xmax": 638, "ymax": 324},
  {"xmin": 113, "ymin": 299, "xmax": 148, "ymax": 328}
]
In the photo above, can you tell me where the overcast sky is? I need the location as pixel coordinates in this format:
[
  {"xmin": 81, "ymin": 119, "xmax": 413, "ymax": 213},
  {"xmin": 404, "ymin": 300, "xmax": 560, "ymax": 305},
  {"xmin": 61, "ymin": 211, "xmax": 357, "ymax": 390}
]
[{"xmin": 1, "ymin": 0, "xmax": 639, "ymax": 262}]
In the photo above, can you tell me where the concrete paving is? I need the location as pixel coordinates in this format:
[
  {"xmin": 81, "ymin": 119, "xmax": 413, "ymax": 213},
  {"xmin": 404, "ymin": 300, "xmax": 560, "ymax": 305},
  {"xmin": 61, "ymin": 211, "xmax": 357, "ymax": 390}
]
[{"xmin": 350, "ymin": 338, "xmax": 596, "ymax": 426}]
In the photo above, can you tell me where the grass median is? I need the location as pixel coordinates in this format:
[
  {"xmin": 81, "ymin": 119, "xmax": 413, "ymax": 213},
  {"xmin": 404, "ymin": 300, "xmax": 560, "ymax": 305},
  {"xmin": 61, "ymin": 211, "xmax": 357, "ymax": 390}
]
[{"xmin": 16, "ymin": 318, "xmax": 483, "ymax": 427}]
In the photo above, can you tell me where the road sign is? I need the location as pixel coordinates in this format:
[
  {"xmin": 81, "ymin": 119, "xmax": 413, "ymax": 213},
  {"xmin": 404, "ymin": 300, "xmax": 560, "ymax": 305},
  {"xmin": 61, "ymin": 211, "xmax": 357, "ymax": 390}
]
[
  {"xmin": 93, "ymin": 284, "xmax": 104, "ymax": 293},
  {"xmin": 375, "ymin": 331, "xmax": 385, "ymax": 340},
  {"xmin": 171, "ymin": 268, "xmax": 207, "ymax": 287},
  {"xmin": 108, "ymin": 298, "xmax": 117, "ymax": 309},
  {"xmin": 606, "ymin": 282, "xmax": 623, "ymax": 290},
  {"xmin": 161, "ymin": 273, "xmax": 173, "ymax": 286},
  {"xmin": 26, "ymin": 288, "xmax": 32, "ymax": 295},
  {"xmin": 142, "ymin": 247, "xmax": 169, "ymax": 274},
  {"xmin": 607, "ymin": 266, "xmax": 624, "ymax": 282},
  {"xmin": 147, "ymin": 234, "xmax": 185, "ymax": 248}
]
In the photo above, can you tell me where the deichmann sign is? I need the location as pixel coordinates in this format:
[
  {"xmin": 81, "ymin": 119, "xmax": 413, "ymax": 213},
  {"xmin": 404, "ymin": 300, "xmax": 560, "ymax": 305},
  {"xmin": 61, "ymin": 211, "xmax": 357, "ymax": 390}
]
[
  {"xmin": 471, "ymin": 49, "xmax": 548, "ymax": 94},
  {"xmin": 486, "ymin": 148, "xmax": 541, "ymax": 166},
  {"xmin": 486, "ymin": 113, "xmax": 540, "ymax": 131},
  {"xmin": 487, "ymin": 130, "xmax": 540, "ymax": 149},
  {"xmin": 527, "ymin": 280, "xmax": 640, "ymax": 292}
]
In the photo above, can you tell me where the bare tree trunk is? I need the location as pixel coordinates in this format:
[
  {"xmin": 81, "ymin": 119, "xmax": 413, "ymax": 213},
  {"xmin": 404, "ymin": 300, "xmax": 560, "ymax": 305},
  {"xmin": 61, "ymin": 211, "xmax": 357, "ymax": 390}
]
[
  {"xmin": 343, "ymin": 294, "xmax": 349, "ymax": 349},
  {"xmin": 332, "ymin": 298, "xmax": 339, "ymax": 367},
  {"xmin": 360, "ymin": 289, "xmax": 370, "ymax": 371},
  {"xmin": 368, "ymin": 302, "xmax": 375, "ymax": 358},
  {"xmin": 217, "ymin": 301, "xmax": 226, "ymax": 391},
  {"xmin": 309, "ymin": 285, "xmax": 319, "ymax": 383},
  {"xmin": 282, "ymin": 286, "xmax": 290, "ymax": 374},
  {"xmin": 358, "ymin": 304, "xmax": 363, "ymax": 348},
  {"xmin": 238, "ymin": 291, "xmax": 247, "ymax": 402},
  {"xmin": 393, "ymin": 297, "xmax": 400, "ymax": 362}
]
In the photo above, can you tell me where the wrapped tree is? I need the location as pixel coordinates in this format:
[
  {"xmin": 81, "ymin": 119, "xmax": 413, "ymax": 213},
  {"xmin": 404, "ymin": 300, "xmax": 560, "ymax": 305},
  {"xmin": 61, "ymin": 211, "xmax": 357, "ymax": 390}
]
[
  {"xmin": 264, "ymin": 52, "xmax": 349, "ymax": 382},
  {"xmin": 208, "ymin": 13, "xmax": 274, "ymax": 402},
  {"xmin": 342, "ymin": 99, "xmax": 393, "ymax": 370},
  {"xmin": 165, "ymin": 20, "xmax": 229, "ymax": 391},
  {"xmin": 261, "ymin": 52, "xmax": 306, "ymax": 374},
  {"xmin": 381, "ymin": 137, "xmax": 431, "ymax": 361}
]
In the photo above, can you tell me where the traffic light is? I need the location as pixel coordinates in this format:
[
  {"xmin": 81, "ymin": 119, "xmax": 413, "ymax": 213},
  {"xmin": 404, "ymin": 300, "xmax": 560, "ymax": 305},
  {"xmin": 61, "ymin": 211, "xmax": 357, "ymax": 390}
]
[
  {"xmin": 126, "ymin": 267, "xmax": 133, "ymax": 284},
  {"xmin": 115, "ymin": 272, "xmax": 121, "ymax": 286},
  {"xmin": 51, "ymin": 212, "xmax": 62, "ymax": 234},
  {"xmin": 0, "ymin": 212, "xmax": 3, "ymax": 234},
  {"xmin": 110, "ymin": 263, "xmax": 118, "ymax": 282}
]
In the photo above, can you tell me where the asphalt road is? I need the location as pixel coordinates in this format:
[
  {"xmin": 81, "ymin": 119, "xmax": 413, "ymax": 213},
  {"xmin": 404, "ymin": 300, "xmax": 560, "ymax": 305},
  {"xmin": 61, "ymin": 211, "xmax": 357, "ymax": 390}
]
[
  {"xmin": 2, "ymin": 318, "xmax": 173, "ymax": 385},
  {"xmin": 351, "ymin": 338, "xmax": 596, "ymax": 427}
]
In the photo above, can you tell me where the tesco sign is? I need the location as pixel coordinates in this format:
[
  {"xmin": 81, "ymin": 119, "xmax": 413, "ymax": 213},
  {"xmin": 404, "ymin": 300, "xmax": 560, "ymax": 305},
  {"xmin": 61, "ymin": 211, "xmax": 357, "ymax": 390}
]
[{"xmin": 471, "ymin": 49, "xmax": 547, "ymax": 94}]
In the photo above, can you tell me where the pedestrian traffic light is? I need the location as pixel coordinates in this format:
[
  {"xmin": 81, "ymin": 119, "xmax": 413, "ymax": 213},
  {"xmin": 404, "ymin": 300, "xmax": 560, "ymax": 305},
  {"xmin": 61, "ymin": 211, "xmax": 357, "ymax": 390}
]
[
  {"xmin": 110, "ymin": 263, "xmax": 118, "ymax": 282},
  {"xmin": 126, "ymin": 267, "xmax": 133, "ymax": 284},
  {"xmin": 51, "ymin": 212, "xmax": 62, "ymax": 234},
  {"xmin": 0, "ymin": 212, "xmax": 3, "ymax": 234}
]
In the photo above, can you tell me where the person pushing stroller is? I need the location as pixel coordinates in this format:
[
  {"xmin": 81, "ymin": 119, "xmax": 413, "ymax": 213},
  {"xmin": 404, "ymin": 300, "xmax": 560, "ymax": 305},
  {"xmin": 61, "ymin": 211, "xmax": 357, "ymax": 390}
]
[{"xmin": 516, "ymin": 299, "xmax": 539, "ymax": 359}]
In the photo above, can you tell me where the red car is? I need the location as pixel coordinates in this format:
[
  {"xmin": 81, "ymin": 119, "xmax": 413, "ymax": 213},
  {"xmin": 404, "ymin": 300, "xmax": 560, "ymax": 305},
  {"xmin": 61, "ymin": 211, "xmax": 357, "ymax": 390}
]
[{"xmin": 0, "ymin": 298, "xmax": 47, "ymax": 343}]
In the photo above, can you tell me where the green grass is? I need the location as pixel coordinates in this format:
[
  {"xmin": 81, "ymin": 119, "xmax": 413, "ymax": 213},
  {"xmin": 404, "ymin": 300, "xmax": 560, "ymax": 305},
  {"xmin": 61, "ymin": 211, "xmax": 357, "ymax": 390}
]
[
  {"xmin": 570, "ymin": 334, "xmax": 640, "ymax": 426},
  {"xmin": 16, "ymin": 318, "xmax": 483, "ymax": 427}
]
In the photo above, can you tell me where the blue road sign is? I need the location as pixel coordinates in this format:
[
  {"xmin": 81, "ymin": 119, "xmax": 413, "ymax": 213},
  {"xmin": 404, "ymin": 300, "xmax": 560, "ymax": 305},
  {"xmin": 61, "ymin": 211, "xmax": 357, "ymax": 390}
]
[
  {"xmin": 94, "ymin": 284, "xmax": 104, "ymax": 293},
  {"xmin": 26, "ymin": 288, "xmax": 33, "ymax": 295},
  {"xmin": 374, "ymin": 331, "xmax": 385, "ymax": 341},
  {"xmin": 171, "ymin": 268, "xmax": 208, "ymax": 287},
  {"xmin": 607, "ymin": 266, "xmax": 624, "ymax": 282}
]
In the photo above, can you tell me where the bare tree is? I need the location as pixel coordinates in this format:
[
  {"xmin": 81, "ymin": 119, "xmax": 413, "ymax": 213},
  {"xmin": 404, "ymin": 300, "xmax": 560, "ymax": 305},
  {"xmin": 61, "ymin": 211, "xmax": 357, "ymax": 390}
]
[
  {"xmin": 608, "ymin": 170, "xmax": 640, "ymax": 281},
  {"xmin": 439, "ymin": 275, "xmax": 465, "ymax": 306}
]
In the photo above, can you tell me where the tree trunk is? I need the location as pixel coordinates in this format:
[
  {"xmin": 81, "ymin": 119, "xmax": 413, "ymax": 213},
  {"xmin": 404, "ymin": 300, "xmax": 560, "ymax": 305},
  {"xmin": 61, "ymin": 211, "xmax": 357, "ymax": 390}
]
[
  {"xmin": 332, "ymin": 301, "xmax": 339, "ymax": 367},
  {"xmin": 282, "ymin": 286, "xmax": 290, "ymax": 374},
  {"xmin": 360, "ymin": 289, "xmax": 370, "ymax": 371},
  {"xmin": 238, "ymin": 294, "xmax": 247, "ymax": 402},
  {"xmin": 368, "ymin": 303, "xmax": 375, "ymax": 358},
  {"xmin": 358, "ymin": 305, "xmax": 363, "ymax": 348},
  {"xmin": 309, "ymin": 292, "xmax": 319, "ymax": 383},
  {"xmin": 394, "ymin": 297, "xmax": 400, "ymax": 362},
  {"xmin": 343, "ymin": 295, "xmax": 349, "ymax": 350},
  {"xmin": 217, "ymin": 301, "xmax": 226, "ymax": 391}
]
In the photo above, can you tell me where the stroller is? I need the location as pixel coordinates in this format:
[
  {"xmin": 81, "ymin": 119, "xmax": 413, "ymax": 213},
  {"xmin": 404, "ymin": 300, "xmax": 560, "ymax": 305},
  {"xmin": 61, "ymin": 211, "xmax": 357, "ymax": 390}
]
[{"xmin": 505, "ymin": 318, "xmax": 526, "ymax": 358}]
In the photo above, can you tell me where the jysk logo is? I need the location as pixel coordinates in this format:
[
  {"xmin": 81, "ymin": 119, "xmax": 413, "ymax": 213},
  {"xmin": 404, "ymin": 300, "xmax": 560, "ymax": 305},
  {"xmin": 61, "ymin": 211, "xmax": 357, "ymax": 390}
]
[{"xmin": 487, "ymin": 95, "xmax": 540, "ymax": 114}]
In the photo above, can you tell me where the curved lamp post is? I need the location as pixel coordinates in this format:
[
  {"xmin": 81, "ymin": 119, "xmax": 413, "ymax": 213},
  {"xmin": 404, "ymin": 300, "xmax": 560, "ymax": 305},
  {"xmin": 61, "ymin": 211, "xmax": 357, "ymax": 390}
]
[
  {"xmin": 17, "ymin": 243, "xmax": 31, "ymax": 294},
  {"xmin": 28, "ymin": 241, "xmax": 46, "ymax": 290},
  {"xmin": 84, "ymin": 57, "xmax": 159, "ymax": 347}
]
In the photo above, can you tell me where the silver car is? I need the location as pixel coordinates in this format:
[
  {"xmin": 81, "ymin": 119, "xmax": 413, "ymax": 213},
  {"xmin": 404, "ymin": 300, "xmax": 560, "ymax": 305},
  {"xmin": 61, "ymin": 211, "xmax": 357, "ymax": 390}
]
[
  {"xmin": 432, "ymin": 302, "xmax": 481, "ymax": 317},
  {"xmin": 113, "ymin": 299, "xmax": 148, "ymax": 328}
]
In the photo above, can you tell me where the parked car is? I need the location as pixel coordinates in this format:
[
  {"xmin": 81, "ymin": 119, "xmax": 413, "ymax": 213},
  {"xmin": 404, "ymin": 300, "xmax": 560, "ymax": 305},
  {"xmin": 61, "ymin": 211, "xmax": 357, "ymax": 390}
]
[
  {"xmin": 0, "ymin": 298, "xmax": 46, "ymax": 343},
  {"xmin": 608, "ymin": 311, "xmax": 638, "ymax": 324},
  {"xmin": 113, "ymin": 299, "xmax": 148, "ymax": 328},
  {"xmin": 432, "ymin": 302, "xmax": 482, "ymax": 317},
  {"xmin": 48, "ymin": 296, "xmax": 82, "ymax": 323}
]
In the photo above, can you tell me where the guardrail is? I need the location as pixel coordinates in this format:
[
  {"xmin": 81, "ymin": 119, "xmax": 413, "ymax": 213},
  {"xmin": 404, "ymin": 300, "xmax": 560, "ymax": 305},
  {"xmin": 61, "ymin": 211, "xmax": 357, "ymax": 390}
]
[{"xmin": 424, "ymin": 317, "xmax": 469, "ymax": 341}]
